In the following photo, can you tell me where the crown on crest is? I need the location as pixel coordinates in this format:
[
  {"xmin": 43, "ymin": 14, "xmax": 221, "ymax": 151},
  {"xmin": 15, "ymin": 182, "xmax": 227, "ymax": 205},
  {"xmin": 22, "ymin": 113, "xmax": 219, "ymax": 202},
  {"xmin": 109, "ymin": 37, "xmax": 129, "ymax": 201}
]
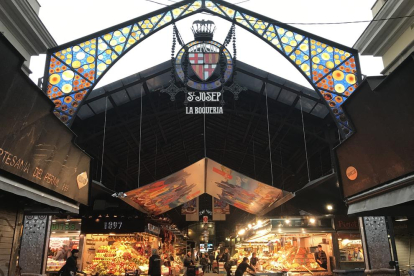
[{"xmin": 192, "ymin": 20, "xmax": 216, "ymax": 41}]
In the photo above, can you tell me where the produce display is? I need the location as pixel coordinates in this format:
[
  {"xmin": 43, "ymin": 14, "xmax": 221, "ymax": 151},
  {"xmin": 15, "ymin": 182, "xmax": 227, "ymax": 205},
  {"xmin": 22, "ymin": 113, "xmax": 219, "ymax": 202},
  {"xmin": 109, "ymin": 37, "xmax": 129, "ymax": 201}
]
[
  {"xmin": 233, "ymin": 246, "xmax": 324, "ymax": 272},
  {"xmin": 84, "ymin": 241, "xmax": 148, "ymax": 276},
  {"xmin": 46, "ymin": 259, "xmax": 65, "ymax": 272}
]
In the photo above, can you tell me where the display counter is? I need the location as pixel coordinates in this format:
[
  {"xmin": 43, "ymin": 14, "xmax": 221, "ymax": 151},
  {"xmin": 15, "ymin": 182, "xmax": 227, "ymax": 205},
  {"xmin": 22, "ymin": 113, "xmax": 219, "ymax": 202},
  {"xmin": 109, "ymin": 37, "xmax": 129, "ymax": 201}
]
[{"xmin": 45, "ymin": 218, "xmax": 82, "ymax": 274}]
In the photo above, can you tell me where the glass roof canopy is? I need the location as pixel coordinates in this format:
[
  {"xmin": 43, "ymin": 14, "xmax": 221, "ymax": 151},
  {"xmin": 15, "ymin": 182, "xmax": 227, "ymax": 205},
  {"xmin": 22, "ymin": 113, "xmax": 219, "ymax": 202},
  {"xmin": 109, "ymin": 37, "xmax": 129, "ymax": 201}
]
[
  {"xmin": 76, "ymin": 60, "xmax": 329, "ymax": 120},
  {"xmin": 43, "ymin": 0, "xmax": 361, "ymax": 138}
]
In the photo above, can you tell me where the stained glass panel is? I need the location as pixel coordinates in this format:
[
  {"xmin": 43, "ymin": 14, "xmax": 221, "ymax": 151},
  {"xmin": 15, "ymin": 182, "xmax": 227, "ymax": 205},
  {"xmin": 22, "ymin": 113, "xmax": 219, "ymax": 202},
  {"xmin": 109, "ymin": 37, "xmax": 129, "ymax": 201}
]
[{"xmin": 44, "ymin": 0, "xmax": 361, "ymax": 138}]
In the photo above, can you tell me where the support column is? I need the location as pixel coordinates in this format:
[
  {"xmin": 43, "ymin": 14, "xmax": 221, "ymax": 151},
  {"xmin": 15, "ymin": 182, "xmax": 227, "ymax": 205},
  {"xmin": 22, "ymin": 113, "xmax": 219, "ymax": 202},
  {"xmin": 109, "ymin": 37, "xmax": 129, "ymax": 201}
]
[
  {"xmin": 19, "ymin": 215, "xmax": 49, "ymax": 274},
  {"xmin": 359, "ymin": 217, "xmax": 396, "ymax": 276}
]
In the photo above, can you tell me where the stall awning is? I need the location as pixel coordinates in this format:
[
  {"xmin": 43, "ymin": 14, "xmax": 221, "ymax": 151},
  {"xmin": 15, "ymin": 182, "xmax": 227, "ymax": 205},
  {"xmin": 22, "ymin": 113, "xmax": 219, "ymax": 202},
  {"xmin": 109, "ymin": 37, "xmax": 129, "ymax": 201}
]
[
  {"xmin": 0, "ymin": 175, "xmax": 79, "ymax": 213},
  {"xmin": 347, "ymin": 174, "xmax": 414, "ymax": 215}
]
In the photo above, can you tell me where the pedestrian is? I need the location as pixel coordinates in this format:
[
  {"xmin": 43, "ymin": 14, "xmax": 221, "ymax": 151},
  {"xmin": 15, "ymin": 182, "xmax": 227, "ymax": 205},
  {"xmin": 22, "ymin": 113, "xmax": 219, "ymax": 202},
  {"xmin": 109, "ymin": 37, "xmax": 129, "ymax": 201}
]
[
  {"xmin": 314, "ymin": 245, "xmax": 328, "ymax": 270},
  {"xmin": 235, "ymin": 257, "xmax": 255, "ymax": 276},
  {"xmin": 220, "ymin": 248, "xmax": 231, "ymax": 276},
  {"xmin": 208, "ymin": 252, "xmax": 214, "ymax": 272},
  {"xmin": 249, "ymin": 253, "xmax": 259, "ymax": 270},
  {"xmin": 149, "ymin": 249, "xmax": 162, "ymax": 276},
  {"xmin": 183, "ymin": 251, "xmax": 194, "ymax": 276},
  {"xmin": 55, "ymin": 245, "xmax": 69, "ymax": 261},
  {"xmin": 58, "ymin": 249, "xmax": 83, "ymax": 276},
  {"xmin": 200, "ymin": 254, "xmax": 208, "ymax": 274}
]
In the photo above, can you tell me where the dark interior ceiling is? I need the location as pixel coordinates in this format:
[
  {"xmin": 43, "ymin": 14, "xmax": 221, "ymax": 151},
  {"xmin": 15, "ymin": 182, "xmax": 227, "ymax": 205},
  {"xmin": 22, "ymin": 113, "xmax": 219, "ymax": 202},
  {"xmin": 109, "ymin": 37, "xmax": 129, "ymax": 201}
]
[{"xmin": 72, "ymin": 60, "xmax": 342, "ymax": 232}]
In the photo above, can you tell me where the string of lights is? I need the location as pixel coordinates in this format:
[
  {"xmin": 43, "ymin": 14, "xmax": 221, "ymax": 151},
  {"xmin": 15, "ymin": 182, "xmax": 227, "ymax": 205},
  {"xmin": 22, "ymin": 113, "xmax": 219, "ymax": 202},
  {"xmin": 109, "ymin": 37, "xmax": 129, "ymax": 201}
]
[{"xmin": 143, "ymin": 0, "xmax": 414, "ymax": 26}]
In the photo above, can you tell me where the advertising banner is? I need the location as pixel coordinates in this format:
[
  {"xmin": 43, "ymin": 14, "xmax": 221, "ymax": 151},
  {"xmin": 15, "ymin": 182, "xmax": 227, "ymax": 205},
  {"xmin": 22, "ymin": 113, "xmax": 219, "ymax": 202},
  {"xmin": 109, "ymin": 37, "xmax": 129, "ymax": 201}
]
[
  {"xmin": 182, "ymin": 198, "xmax": 197, "ymax": 215},
  {"xmin": 213, "ymin": 198, "xmax": 230, "ymax": 214}
]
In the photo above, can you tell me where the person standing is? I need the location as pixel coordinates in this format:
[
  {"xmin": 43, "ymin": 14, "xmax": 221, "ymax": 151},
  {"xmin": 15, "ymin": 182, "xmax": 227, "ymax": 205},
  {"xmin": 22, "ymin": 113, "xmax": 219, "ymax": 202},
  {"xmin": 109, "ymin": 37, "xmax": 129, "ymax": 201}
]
[
  {"xmin": 183, "ymin": 251, "xmax": 194, "ymax": 276},
  {"xmin": 58, "ymin": 249, "xmax": 83, "ymax": 276},
  {"xmin": 249, "ymin": 253, "xmax": 259, "ymax": 270},
  {"xmin": 352, "ymin": 247, "xmax": 364, "ymax": 261},
  {"xmin": 149, "ymin": 249, "xmax": 162, "ymax": 276},
  {"xmin": 235, "ymin": 257, "xmax": 255, "ymax": 276},
  {"xmin": 220, "ymin": 248, "xmax": 231, "ymax": 276},
  {"xmin": 55, "ymin": 245, "xmax": 69, "ymax": 261},
  {"xmin": 208, "ymin": 252, "xmax": 214, "ymax": 272},
  {"xmin": 200, "ymin": 254, "xmax": 208, "ymax": 274},
  {"xmin": 314, "ymin": 245, "xmax": 328, "ymax": 270}
]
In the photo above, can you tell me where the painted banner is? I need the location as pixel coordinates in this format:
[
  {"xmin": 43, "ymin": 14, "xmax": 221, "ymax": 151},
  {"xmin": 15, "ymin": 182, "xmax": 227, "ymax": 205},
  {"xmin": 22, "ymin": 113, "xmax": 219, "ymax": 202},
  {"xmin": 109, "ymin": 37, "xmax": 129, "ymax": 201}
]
[
  {"xmin": 122, "ymin": 159, "xmax": 205, "ymax": 215},
  {"xmin": 206, "ymin": 159, "xmax": 291, "ymax": 215},
  {"xmin": 213, "ymin": 197, "xmax": 230, "ymax": 214},
  {"xmin": 182, "ymin": 198, "xmax": 198, "ymax": 214}
]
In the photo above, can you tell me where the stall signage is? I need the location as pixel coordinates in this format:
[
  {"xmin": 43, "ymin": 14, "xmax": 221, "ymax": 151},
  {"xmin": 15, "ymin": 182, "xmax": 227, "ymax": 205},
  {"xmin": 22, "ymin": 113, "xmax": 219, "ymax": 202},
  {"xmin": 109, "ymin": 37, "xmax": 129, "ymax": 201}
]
[
  {"xmin": 146, "ymin": 223, "xmax": 161, "ymax": 235},
  {"xmin": 203, "ymin": 216, "xmax": 208, "ymax": 223},
  {"xmin": 81, "ymin": 218, "xmax": 145, "ymax": 234},
  {"xmin": 334, "ymin": 217, "xmax": 359, "ymax": 230},
  {"xmin": 51, "ymin": 222, "xmax": 81, "ymax": 232}
]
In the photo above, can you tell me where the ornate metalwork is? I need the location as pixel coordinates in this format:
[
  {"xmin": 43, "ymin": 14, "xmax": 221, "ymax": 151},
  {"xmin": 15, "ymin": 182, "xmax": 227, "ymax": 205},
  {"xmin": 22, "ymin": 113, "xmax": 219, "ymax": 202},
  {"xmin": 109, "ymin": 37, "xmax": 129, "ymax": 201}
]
[
  {"xmin": 19, "ymin": 215, "xmax": 48, "ymax": 274},
  {"xmin": 43, "ymin": 0, "xmax": 362, "ymax": 138},
  {"xmin": 224, "ymin": 82, "xmax": 247, "ymax": 100},
  {"xmin": 362, "ymin": 217, "xmax": 392, "ymax": 269},
  {"xmin": 160, "ymin": 81, "xmax": 186, "ymax": 101}
]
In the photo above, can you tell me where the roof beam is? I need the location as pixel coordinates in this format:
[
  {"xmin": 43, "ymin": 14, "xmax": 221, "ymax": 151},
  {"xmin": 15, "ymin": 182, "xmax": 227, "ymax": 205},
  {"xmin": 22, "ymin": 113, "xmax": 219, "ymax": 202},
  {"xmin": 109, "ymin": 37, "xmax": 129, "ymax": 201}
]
[
  {"xmin": 236, "ymin": 67, "xmax": 324, "ymax": 104},
  {"xmin": 142, "ymin": 82, "xmax": 168, "ymax": 144}
]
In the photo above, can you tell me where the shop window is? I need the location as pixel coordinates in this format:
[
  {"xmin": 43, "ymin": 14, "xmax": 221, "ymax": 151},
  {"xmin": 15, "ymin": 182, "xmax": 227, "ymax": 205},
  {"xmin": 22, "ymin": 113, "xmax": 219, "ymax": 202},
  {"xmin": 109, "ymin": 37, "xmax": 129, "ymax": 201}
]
[{"xmin": 337, "ymin": 233, "xmax": 364, "ymax": 266}]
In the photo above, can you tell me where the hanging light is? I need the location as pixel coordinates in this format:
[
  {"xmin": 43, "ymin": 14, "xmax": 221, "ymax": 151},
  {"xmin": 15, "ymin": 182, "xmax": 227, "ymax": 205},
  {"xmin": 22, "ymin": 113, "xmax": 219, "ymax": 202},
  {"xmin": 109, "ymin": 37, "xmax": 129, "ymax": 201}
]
[
  {"xmin": 326, "ymin": 205, "xmax": 333, "ymax": 211},
  {"xmin": 395, "ymin": 216, "xmax": 408, "ymax": 222},
  {"xmin": 238, "ymin": 229, "xmax": 246, "ymax": 235},
  {"xmin": 309, "ymin": 218, "xmax": 316, "ymax": 224}
]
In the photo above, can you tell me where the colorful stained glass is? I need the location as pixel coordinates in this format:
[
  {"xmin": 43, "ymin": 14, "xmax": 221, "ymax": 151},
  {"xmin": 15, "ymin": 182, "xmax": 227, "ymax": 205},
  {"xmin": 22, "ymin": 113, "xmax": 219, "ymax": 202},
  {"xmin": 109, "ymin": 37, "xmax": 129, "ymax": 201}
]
[{"xmin": 45, "ymin": 0, "xmax": 361, "ymax": 138}]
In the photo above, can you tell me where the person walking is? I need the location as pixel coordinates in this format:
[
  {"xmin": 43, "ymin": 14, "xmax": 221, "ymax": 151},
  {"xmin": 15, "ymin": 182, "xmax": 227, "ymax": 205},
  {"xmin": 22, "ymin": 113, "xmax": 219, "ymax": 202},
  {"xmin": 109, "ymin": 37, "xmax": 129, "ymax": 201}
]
[
  {"xmin": 314, "ymin": 245, "xmax": 328, "ymax": 270},
  {"xmin": 149, "ymin": 249, "xmax": 162, "ymax": 276},
  {"xmin": 200, "ymin": 254, "xmax": 208, "ymax": 274},
  {"xmin": 235, "ymin": 257, "xmax": 255, "ymax": 276},
  {"xmin": 58, "ymin": 249, "xmax": 83, "ymax": 276}
]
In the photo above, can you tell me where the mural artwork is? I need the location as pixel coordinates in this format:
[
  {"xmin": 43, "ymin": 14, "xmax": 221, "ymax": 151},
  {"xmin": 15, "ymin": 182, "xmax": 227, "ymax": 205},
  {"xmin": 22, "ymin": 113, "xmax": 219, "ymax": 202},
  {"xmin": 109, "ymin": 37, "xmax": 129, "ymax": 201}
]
[
  {"xmin": 206, "ymin": 159, "xmax": 287, "ymax": 215},
  {"xmin": 122, "ymin": 159, "xmax": 205, "ymax": 215}
]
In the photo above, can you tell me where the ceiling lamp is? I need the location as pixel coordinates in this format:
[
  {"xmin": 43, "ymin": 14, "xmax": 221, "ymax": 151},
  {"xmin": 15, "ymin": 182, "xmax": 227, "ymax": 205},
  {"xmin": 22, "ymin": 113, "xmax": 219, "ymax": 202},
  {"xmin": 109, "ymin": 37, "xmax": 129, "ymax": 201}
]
[
  {"xmin": 326, "ymin": 205, "xmax": 333, "ymax": 211},
  {"xmin": 395, "ymin": 216, "xmax": 408, "ymax": 222},
  {"xmin": 309, "ymin": 218, "xmax": 316, "ymax": 224},
  {"xmin": 238, "ymin": 229, "xmax": 246, "ymax": 235}
]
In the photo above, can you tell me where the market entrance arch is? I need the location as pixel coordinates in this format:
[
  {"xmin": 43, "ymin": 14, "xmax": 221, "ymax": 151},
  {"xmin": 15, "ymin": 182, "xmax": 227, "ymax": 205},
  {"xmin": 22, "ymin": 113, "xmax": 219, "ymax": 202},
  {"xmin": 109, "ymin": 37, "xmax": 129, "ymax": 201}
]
[{"xmin": 43, "ymin": 0, "xmax": 361, "ymax": 138}]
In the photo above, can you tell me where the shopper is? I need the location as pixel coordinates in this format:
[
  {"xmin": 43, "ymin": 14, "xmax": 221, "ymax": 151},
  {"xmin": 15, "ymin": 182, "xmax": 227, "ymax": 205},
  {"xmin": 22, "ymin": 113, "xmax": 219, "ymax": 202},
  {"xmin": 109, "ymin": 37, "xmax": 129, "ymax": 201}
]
[
  {"xmin": 208, "ymin": 252, "xmax": 214, "ymax": 272},
  {"xmin": 200, "ymin": 254, "xmax": 208, "ymax": 274},
  {"xmin": 314, "ymin": 245, "xmax": 328, "ymax": 270},
  {"xmin": 220, "ymin": 249, "xmax": 231, "ymax": 276},
  {"xmin": 250, "ymin": 253, "xmax": 259, "ymax": 270},
  {"xmin": 183, "ymin": 251, "xmax": 194, "ymax": 276},
  {"xmin": 235, "ymin": 257, "xmax": 255, "ymax": 276},
  {"xmin": 55, "ymin": 245, "xmax": 69, "ymax": 261},
  {"xmin": 58, "ymin": 249, "xmax": 83, "ymax": 276},
  {"xmin": 353, "ymin": 247, "xmax": 364, "ymax": 261},
  {"xmin": 149, "ymin": 249, "xmax": 162, "ymax": 276}
]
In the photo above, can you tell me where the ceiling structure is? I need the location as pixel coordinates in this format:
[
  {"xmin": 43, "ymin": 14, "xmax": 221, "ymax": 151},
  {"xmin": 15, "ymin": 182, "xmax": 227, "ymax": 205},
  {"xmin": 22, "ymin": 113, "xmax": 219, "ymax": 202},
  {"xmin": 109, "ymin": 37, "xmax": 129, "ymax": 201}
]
[
  {"xmin": 72, "ymin": 59, "xmax": 341, "ymax": 230},
  {"xmin": 43, "ymin": 0, "xmax": 361, "ymax": 138}
]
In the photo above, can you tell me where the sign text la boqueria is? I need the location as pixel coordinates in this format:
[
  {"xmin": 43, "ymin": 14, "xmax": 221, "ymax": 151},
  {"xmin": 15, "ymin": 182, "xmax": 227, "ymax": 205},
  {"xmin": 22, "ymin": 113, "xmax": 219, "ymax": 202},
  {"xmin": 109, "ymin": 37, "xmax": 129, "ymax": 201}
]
[{"xmin": 186, "ymin": 91, "xmax": 223, "ymax": 115}]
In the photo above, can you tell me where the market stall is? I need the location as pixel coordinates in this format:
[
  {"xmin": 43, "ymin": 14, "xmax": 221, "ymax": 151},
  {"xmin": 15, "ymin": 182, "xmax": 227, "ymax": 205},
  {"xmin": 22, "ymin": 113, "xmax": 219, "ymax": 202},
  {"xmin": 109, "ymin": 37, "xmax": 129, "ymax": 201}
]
[
  {"xmin": 80, "ymin": 218, "xmax": 182, "ymax": 276},
  {"xmin": 233, "ymin": 218, "xmax": 336, "ymax": 276},
  {"xmin": 45, "ymin": 218, "xmax": 82, "ymax": 274}
]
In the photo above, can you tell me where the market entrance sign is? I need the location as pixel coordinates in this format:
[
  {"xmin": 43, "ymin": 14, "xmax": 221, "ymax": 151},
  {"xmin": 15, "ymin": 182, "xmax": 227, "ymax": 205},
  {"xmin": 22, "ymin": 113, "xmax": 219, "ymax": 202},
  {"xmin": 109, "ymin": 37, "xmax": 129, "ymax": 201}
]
[{"xmin": 43, "ymin": 0, "xmax": 361, "ymax": 139}]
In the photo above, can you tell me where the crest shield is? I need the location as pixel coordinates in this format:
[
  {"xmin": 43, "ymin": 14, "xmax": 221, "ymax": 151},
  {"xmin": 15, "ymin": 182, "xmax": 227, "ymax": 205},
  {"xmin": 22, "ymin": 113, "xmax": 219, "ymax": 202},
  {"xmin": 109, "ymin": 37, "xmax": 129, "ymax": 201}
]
[{"xmin": 189, "ymin": 52, "xmax": 219, "ymax": 81}]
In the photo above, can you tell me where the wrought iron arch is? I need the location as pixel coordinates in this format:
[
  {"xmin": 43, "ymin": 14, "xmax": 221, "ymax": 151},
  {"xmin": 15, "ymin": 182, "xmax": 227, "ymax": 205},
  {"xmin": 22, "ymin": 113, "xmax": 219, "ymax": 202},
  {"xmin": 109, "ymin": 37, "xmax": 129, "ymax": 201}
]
[{"xmin": 43, "ymin": 0, "xmax": 361, "ymax": 138}]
